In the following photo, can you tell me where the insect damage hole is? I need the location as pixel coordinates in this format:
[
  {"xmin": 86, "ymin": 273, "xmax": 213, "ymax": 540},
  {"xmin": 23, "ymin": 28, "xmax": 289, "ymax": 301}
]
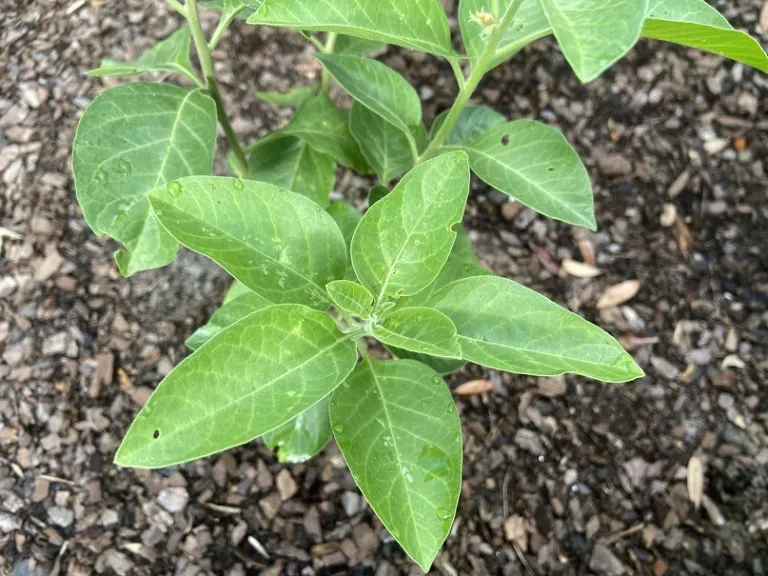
[
  {"xmin": 547, "ymin": 167, "xmax": 556, "ymax": 172},
  {"xmin": 501, "ymin": 134, "xmax": 511, "ymax": 146},
  {"xmin": 153, "ymin": 429, "xmax": 161, "ymax": 439}
]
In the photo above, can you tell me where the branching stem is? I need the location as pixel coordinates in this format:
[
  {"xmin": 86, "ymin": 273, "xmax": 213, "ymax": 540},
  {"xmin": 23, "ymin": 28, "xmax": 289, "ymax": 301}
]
[
  {"xmin": 165, "ymin": 0, "xmax": 185, "ymax": 16},
  {"xmin": 320, "ymin": 33, "xmax": 338, "ymax": 94},
  {"xmin": 418, "ymin": 0, "xmax": 525, "ymax": 164},
  {"xmin": 186, "ymin": 0, "xmax": 249, "ymax": 177}
]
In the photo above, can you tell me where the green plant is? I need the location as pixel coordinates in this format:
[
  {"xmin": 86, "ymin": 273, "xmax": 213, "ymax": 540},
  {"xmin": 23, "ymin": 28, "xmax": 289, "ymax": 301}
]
[{"xmin": 72, "ymin": 0, "xmax": 767, "ymax": 569}]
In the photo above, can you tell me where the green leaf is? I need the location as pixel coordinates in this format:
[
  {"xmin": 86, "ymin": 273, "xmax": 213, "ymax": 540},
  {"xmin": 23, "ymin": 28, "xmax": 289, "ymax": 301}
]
[
  {"xmin": 328, "ymin": 201, "xmax": 362, "ymax": 251},
  {"xmin": 263, "ymin": 396, "xmax": 333, "ymax": 464},
  {"xmin": 349, "ymin": 103, "xmax": 426, "ymax": 184},
  {"xmin": 326, "ymin": 280, "xmax": 374, "ymax": 318},
  {"xmin": 87, "ymin": 27, "xmax": 199, "ymax": 85},
  {"xmin": 372, "ymin": 308, "xmax": 461, "ymax": 358},
  {"xmin": 247, "ymin": 136, "xmax": 335, "ymax": 207},
  {"xmin": 351, "ymin": 151, "xmax": 470, "ymax": 303},
  {"xmin": 430, "ymin": 276, "xmax": 645, "ymax": 383},
  {"xmin": 72, "ymin": 83, "xmax": 218, "ymax": 276},
  {"xmin": 315, "ymin": 54, "xmax": 421, "ymax": 134},
  {"xmin": 386, "ymin": 227, "xmax": 489, "ymax": 374},
  {"xmin": 460, "ymin": 0, "xmax": 552, "ymax": 67},
  {"xmin": 280, "ymin": 95, "xmax": 370, "ymax": 173},
  {"xmin": 465, "ymin": 120, "xmax": 595, "ymax": 229},
  {"xmin": 368, "ymin": 184, "xmax": 390, "ymax": 207},
  {"xmin": 247, "ymin": 0, "xmax": 454, "ymax": 56},
  {"xmin": 223, "ymin": 279, "xmax": 253, "ymax": 304},
  {"xmin": 642, "ymin": 0, "xmax": 768, "ymax": 72},
  {"xmin": 537, "ymin": 0, "xmax": 649, "ymax": 82},
  {"xmin": 115, "ymin": 304, "xmax": 358, "ymax": 468},
  {"xmin": 335, "ymin": 35, "xmax": 387, "ymax": 55},
  {"xmin": 330, "ymin": 359, "xmax": 461, "ymax": 571},
  {"xmin": 186, "ymin": 288, "xmax": 271, "ymax": 350},
  {"xmin": 430, "ymin": 105, "xmax": 506, "ymax": 147},
  {"xmin": 256, "ymin": 84, "xmax": 319, "ymax": 108},
  {"xmin": 147, "ymin": 176, "xmax": 346, "ymax": 309}
]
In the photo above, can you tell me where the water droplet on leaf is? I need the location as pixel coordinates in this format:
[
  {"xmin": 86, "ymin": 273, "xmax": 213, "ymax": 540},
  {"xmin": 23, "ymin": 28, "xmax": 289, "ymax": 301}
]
[
  {"xmin": 436, "ymin": 507, "xmax": 451, "ymax": 520},
  {"xmin": 233, "ymin": 179, "xmax": 244, "ymax": 191},
  {"xmin": 95, "ymin": 170, "xmax": 109, "ymax": 185},
  {"xmin": 333, "ymin": 424, "xmax": 344, "ymax": 434},
  {"xmin": 168, "ymin": 181, "xmax": 182, "ymax": 198}
]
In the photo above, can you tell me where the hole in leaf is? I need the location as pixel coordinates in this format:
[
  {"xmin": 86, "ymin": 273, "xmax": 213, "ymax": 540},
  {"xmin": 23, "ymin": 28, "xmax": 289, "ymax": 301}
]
[
  {"xmin": 501, "ymin": 134, "xmax": 511, "ymax": 146},
  {"xmin": 153, "ymin": 429, "xmax": 161, "ymax": 439},
  {"xmin": 547, "ymin": 167, "xmax": 556, "ymax": 172}
]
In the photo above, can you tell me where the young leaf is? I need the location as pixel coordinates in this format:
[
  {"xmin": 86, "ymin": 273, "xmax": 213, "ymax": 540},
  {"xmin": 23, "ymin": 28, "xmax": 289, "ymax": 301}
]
[
  {"xmin": 328, "ymin": 201, "xmax": 362, "ymax": 251},
  {"xmin": 430, "ymin": 105, "xmax": 506, "ymax": 147},
  {"xmin": 326, "ymin": 280, "xmax": 374, "ymax": 318},
  {"xmin": 263, "ymin": 397, "xmax": 333, "ymax": 464},
  {"xmin": 280, "ymin": 95, "xmax": 370, "ymax": 173},
  {"xmin": 385, "ymin": 348, "xmax": 467, "ymax": 376},
  {"xmin": 186, "ymin": 289, "xmax": 271, "ymax": 350},
  {"xmin": 87, "ymin": 27, "xmax": 199, "ymax": 85},
  {"xmin": 368, "ymin": 184, "xmax": 390, "ymax": 207},
  {"xmin": 330, "ymin": 359, "xmax": 462, "ymax": 571},
  {"xmin": 430, "ymin": 276, "xmax": 645, "ymax": 383},
  {"xmin": 247, "ymin": 0, "xmax": 454, "ymax": 56},
  {"xmin": 335, "ymin": 35, "xmax": 387, "ymax": 56},
  {"xmin": 465, "ymin": 120, "xmax": 595, "ymax": 230},
  {"xmin": 72, "ymin": 83, "xmax": 217, "ymax": 276},
  {"xmin": 147, "ymin": 176, "xmax": 346, "ymax": 309},
  {"xmin": 115, "ymin": 304, "xmax": 358, "ymax": 468},
  {"xmin": 351, "ymin": 152, "xmax": 471, "ymax": 303},
  {"xmin": 256, "ymin": 84, "xmax": 319, "ymax": 108},
  {"xmin": 247, "ymin": 136, "xmax": 335, "ymax": 207},
  {"xmin": 315, "ymin": 54, "xmax": 422, "ymax": 134},
  {"xmin": 372, "ymin": 308, "xmax": 461, "ymax": 358},
  {"xmin": 203, "ymin": 0, "xmax": 254, "ymax": 20},
  {"xmin": 460, "ymin": 0, "xmax": 552, "ymax": 67},
  {"xmin": 537, "ymin": 0, "xmax": 649, "ymax": 82},
  {"xmin": 349, "ymin": 103, "xmax": 426, "ymax": 184},
  {"xmin": 643, "ymin": 0, "xmax": 768, "ymax": 72}
]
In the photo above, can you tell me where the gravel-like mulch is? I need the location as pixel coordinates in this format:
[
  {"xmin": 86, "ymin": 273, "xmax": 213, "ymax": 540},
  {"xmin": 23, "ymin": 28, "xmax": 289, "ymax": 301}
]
[{"xmin": 2, "ymin": 1, "xmax": 768, "ymax": 574}]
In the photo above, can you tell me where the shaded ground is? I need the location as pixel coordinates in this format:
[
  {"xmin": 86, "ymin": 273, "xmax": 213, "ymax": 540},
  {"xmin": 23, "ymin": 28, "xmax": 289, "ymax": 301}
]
[{"xmin": 1, "ymin": 1, "xmax": 767, "ymax": 574}]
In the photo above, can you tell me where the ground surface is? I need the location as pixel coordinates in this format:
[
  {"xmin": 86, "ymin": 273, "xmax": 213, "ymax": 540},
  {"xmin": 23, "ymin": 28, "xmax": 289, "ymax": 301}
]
[{"xmin": 1, "ymin": 1, "xmax": 768, "ymax": 575}]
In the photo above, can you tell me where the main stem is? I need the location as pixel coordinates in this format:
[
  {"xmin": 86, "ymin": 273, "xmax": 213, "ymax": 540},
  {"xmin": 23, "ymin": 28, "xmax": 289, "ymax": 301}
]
[
  {"xmin": 418, "ymin": 0, "xmax": 524, "ymax": 164},
  {"xmin": 186, "ymin": 0, "xmax": 249, "ymax": 178},
  {"xmin": 321, "ymin": 33, "xmax": 338, "ymax": 94}
]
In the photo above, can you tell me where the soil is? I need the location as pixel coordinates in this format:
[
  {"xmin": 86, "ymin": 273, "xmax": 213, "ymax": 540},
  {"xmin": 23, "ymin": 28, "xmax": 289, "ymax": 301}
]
[{"xmin": 2, "ymin": 1, "xmax": 768, "ymax": 575}]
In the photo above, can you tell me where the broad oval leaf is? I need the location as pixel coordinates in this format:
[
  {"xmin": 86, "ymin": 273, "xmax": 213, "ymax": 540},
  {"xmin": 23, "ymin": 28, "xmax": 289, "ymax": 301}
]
[
  {"xmin": 351, "ymin": 151, "xmax": 471, "ymax": 302},
  {"xmin": 87, "ymin": 27, "xmax": 199, "ymax": 85},
  {"xmin": 247, "ymin": 136, "xmax": 335, "ymax": 207},
  {"xmin": 349, "ymin": 103, "xmax": 426, "ymax": 184},
  {"xmin": 281, "ymin": 95, "xmax": 370, "ymax": 173},
  {"xmin": 430, "ymin": 276, "xmax": 645, "ymax": 383},
  {"xmin": 115, "ymin": 304, "xmax": 359, "ymax": 468},
  {"xmin": 537, "ymin": 0, "xmax": 649, "ymax": 82},
  {"xmin": 256, "ymin": 84, "xmax": 319, "ymax": 108},
  {"xmin": 372, "ymin": 308, "xmax": 461, "ymax": 358},
  {"xmin": 326, "ymin": 280, "xmax": 374, "ymax": 318},
  {"xmin": 430, "ymin": 104, "xmax": 506, "ymax": 147},
  {"xmin": 643, "ymin": 0, "xmax": 768, "ymax": 72},
  {"xmin": 72, "ymin": 82, "xmax": 217, "ymax": 276},
  {"xmin": 330, "ymin": 359, "xmax": 462, "ymax": 571},
  {"xmin": 247, "ymin": 0, "xmax": 454, "ymax": 56},
  {"xmin": 316, "ymin": 54, "xmax": 422, "ymax": 133},
  {"xmin": 263, "ymin": 396, "xmax": 333, "ymax": 464},
  {"xmin": 465, "ymin": 120, "xmax": 595, "ymax": 229},
  {"xmin": 147, "ymin": 176, "xmax": 346, "ymax": 309},
  {"xmin": 186, "ymin": 288, "xmax": 271, "ymax": 350}
]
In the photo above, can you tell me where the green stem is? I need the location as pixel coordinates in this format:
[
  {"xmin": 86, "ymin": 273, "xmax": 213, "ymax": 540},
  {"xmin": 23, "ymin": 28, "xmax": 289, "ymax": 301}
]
[
  {"xmin": 186, "ymin": 0, "xmax": 249, "ymax": 177},
  {"xmin": 448, "ymin": 57, "xmax": 466, "ymax": 90},
  {"xmin": 307, "ymin": 34, "xmax": 326, "ymax": 52},
  {"xmin": 320, "ymin": 32, "xmax": 338, "ymax": 94},
  {"xmin": 418, "ymin": 0, "xmax": 524, "ymax": 164},
  {"xmin": 165, "ymin": 0, "xmax": 185, "ymax": 16},
  {"xmin": 208, "ymin": 1, "xmax": 244, "ymax": 51}
]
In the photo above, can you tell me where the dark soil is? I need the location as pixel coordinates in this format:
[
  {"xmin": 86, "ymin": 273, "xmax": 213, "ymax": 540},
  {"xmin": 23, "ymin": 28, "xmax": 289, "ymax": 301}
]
[{"xmin": 2, "ymin": 1, "xmax": 767, "ymax": 575}]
